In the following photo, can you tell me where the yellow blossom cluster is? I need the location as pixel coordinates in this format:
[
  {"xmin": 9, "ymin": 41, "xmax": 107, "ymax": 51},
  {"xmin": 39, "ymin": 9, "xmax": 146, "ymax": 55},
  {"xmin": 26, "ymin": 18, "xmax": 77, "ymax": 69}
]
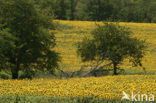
[{"xmin": 0, "ymin": 75, "xmax": 156, "ymax": 99}]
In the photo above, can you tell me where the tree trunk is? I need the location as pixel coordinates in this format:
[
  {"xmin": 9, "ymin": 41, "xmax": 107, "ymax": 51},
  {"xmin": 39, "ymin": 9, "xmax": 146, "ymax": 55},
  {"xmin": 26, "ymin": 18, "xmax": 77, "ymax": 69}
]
[
  {"xmin": 113, "ymin": 63, "xmax": 117, "ymax": 75},
  {"xmin": 11, "ymin": 64, "xmax": 19, "ymax": 79}
]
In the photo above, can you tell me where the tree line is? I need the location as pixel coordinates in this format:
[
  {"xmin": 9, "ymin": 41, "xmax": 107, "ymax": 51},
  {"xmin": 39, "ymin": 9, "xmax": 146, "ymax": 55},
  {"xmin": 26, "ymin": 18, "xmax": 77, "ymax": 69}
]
[{"xmin": 34, "ymin": 0, "xmax": 156, "ymax": 22}]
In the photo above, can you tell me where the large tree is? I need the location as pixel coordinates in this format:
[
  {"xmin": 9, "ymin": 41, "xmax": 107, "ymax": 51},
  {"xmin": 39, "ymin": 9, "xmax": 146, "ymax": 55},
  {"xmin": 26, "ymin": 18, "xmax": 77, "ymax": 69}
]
[
  {"xmin": 77, "ymin": 22, "xmax": 146, "ymax": 75},
  {"xmin": 0, "ymin": 0, "xmax": 60, "ymax": 79}
]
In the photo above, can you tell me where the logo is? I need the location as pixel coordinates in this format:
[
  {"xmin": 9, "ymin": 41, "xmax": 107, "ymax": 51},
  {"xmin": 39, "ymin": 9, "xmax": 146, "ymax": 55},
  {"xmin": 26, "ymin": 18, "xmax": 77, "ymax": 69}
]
[{"xmin": 121, "ymin": 91, "xmax": 155, "ymax": 102}]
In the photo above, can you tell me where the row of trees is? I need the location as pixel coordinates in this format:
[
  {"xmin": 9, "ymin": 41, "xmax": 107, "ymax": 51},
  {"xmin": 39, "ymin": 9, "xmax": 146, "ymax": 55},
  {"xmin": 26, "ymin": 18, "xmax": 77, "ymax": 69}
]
[{"xmin": 35, "ymin": 0, "xmax": 156, "ymax": 22}]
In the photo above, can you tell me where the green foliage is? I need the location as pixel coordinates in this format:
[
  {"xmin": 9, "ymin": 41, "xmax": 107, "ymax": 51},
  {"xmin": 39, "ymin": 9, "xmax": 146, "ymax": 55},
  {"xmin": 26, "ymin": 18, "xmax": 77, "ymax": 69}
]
[
  {"xmin": 115, "ymin": 0, "xmax": 155, "ymax": 22},
  {"xmin": 0, "ymin": 28, "xmax": 16, "ymax": 71},
  {"xmin": 33, "ymin": 0, "xmax": 55, "ymax": 16},
  {"xmin": 0, "ymin": 0, "xmax": 60, "ymax": 79},
  {"xmin": 20, "ymin": 0, "xmax": 156, "ymax": 22},
  {"xmin": 69, "ymin": 0, "xmax": 79, "ymax": 20},
  {"xmin": 84, "ymin": 0, "xmax": 113, "ymax": 21},
  {"xmin": 56, "ymin": 0, "xmax": 67, "ymax": 20},
  {"xmin": 77, "ymin": 22, "xmax": 146, "ymax": 75},
  {"xmin": 34, "ymin": 0, "xmax": 68, "ymax": 20},
  {"xmin": 82, "ymin": 0, "xmax": 156, "ymax": 22},
  {"xmin": 0, "ymin": 72, "xmax": 10, "ymax": 79}
]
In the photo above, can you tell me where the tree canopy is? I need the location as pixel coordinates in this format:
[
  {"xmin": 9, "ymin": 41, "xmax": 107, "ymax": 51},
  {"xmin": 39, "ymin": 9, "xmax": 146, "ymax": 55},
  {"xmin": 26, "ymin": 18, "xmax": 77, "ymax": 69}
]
[
  {"xmin": 77, "ymin": 22, "xmax": 147, "ymax": 75},
  {"xmin": 0, "ymin": 0, "xmax": 60, "ymax": 79}
]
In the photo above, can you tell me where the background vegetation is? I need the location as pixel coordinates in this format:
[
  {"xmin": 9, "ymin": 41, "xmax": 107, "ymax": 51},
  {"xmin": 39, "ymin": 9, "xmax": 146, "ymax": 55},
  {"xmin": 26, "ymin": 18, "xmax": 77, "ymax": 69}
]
[{"xmin": 33, "ymin": 0, "xmax": 156, "ymax": 22}]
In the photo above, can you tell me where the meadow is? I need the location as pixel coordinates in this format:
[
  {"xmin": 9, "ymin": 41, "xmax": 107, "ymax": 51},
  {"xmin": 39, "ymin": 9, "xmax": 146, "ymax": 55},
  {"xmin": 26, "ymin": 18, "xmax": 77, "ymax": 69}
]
[{"xmin": 0, "ymin": 20, "xmax": 156, "ymax": 102}]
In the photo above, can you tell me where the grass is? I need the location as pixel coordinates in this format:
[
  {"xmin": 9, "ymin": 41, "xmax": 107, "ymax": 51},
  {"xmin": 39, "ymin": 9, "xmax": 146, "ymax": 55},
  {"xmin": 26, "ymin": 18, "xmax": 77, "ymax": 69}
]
[{"xmin": 0, "ymin": 95, "xmax": 152, "ymax": 103}]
